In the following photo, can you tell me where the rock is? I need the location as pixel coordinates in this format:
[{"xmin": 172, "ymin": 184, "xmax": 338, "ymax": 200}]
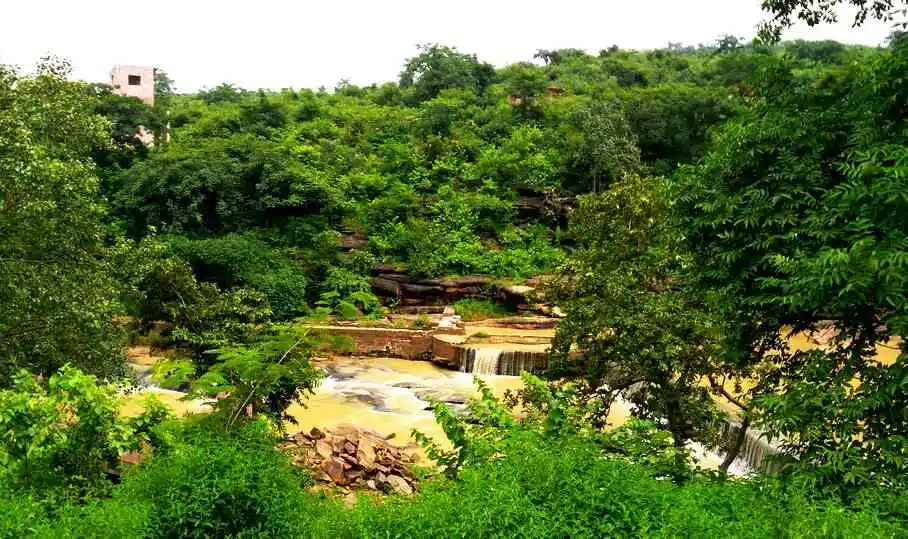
[
  {"xmin": 330, "ymin": 435, "xmax": 347, "ymax": 454},
  {"xmin": 401, "ymin": 282, "xmax": 444, "ymax": 295},
  {"xmin": 312, "ymin": 468, "xmax": 331, "ymax": 482},
  {"xmin": 293, "ymin": 432, "xmax": 314, "ymax": 446},
  {"xmin": 316, "ymin": 439, "xmax": 333, "ymax": 460},
  {"xmin": 371, "ymin": 263, "xmax": 402, "ymax": 275},
  {"xmin": 502, "ymin": 284, "xmax": 534, "ymax": 297},
  {"xmin": 343, "ymin": 492, "xmax": 359, "ymax": 508},
  {"xmin": 380, "ymin": 273, "xmax": 413, "ymax": 283},
  {"xmin": 453, "ymin": 276, "xmax": 490, "ymax": 287},
  {"xmin": 282, "ymin": 425, "xmax": 418, "ymax": 496},
  {"xmin": 356, "ymin": 444, "xmax": 376, "ymax": 471},
  {"xmin": 331, "ymin": 423, "xmax": 360, "ymax": 445},
  {"xmin": 386, "ymin": 475, "xmax": 414, "ymax": 495},
  {"xmin": 456, "ymin": 286, "xmax": 485, "ymax": 296},
  {"xmin": 372, "ymin": 277, "xmax": 401, "ymax": 296},
  {"xmin": 321, "ymin": 458, "xmax": 348, "ymax": 485}
]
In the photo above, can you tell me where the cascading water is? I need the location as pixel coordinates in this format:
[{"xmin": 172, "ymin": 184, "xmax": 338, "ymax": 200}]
[
  {"xmin": 718, "ymin": 421, "xmax": 784, "ymax": 474},
  {"xmin": 455, "ymin": 347, "xmax": 549, "ymax": 376},
  {"xmin": 472, "ymin": 348, "xmax": 502, "ymax": 375},
  {"xmin": 496, "ymin": 350, "xmax": 548, "ymax": 376}
]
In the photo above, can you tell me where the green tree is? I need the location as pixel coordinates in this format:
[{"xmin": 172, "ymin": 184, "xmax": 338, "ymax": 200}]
[
  {"xmin": 400, "ymin": 44, "xmax": 496, "ymax": 104},
  {"xmin": 550, "ymin": 175, "xmax": 722, "ymax": 450},
  {"xmin": 0, "ymin": 366, "xmax": 170, "ymax": 496},
  {"xmin": 676, "ymin": 41, "xmax": 908, "ymax": 494},
  {"xmin": 563, "ymin": 102, "xmax": 641, "ymax": 193},
  {"xmin": 758, "ymin": 0, "xmax": 905, "ymax": 41},
  {"xmin": 0, "ymin": 59, "xmax": 125, "ymax": 385},
  {"xmin": 500, "ymin": 62, "xmax": 549, "ymax": 119}
]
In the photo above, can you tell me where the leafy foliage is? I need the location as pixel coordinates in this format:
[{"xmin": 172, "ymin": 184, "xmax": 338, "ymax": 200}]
[
  {"xmin": 187, "ymin": 328, "xmax": 322, "ymax": 430},
  {"xmin": 551, "ymin": 175, "xmax": 723, "ymax": 448},
  {"xmin": 0, "ymin": 59, "xmax": 125, "ymax": 385},
  {"xmin": 0, "ymin": 366, "xmax": 170, "ymax": 498},
  {"xmin": 677, "ymin": 39, "xmax": 908, "ymax": 494}
]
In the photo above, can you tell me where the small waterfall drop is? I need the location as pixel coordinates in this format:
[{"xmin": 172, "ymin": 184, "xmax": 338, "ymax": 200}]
[
  {"xmin": 472, "ymin": 348, "xmax": 502, "ymax": 375},
  {"xmin": 455, "ymin": 347, "xmax": 549, "ymax": 375},
  {"xmin": 719, "ymin": 421, "xmax": 784, "ymax": 474}
]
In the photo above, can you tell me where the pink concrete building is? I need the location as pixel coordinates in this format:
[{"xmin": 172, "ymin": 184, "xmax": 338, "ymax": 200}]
[
  {"xmin": 110, "ymin": 65, "xmax": 156, "ymax": 106},
  {"xmin": 110, "ymin": 65, "xmax": 157, "ymax": 144}
]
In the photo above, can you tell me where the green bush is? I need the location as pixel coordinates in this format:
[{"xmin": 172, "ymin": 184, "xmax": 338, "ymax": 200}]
[
  {"xmin": 335, "ymin": 300, "xmax": 362, "ymax": 321},
  {"xmin": 107, "ymin": 421, "xmax": 317, "ymax": 539},
  {"xmin": 411, "ymin": 314, "xmax": 435, "ymax": 329},
  {"xmin": 0, "ymin": 367, "xmax": 171, "ymax": 502},
  {"xmin": 341, "ymin": 431, "xmax": 902, "ymax": 538},
  {"xmin": 166, "ymin": 234, "xmax": 309, "ymax": 319},
  {"xmin": 3, "ymin": 424, "xmax": 902, "ymax": 538},
  {"xmin": 187, "ymin": 328, "xmax": 323, "ymax": 429},
  {"xmin": 452, "ymin": 298, "xmax": 511, "ymax": 321}
]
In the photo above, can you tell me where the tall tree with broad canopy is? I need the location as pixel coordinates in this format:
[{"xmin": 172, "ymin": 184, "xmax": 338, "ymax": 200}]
[
  {"xmin": 0, "ymin": 59, "xmax": 125, "ymax": 385},
  {"xmin": 549, "ymin": 175, "xmax": 724, "ymax": 452},
  {"xmin": 676, "ymin": 39, "xmax": 908, "ymax": 494}
]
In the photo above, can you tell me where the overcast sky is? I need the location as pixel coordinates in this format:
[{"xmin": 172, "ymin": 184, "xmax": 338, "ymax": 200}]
[{"xmin": 0, "ymin": 0, "xmax": 895, "ymax": 92}]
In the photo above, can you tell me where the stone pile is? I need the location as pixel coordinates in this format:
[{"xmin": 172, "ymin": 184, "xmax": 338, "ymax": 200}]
[{"xmin": 280, "ymin": 424, "xmax": 419, "ymax": 495}]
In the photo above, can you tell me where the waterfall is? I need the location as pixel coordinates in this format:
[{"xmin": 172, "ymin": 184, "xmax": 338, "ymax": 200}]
[
  {"xmin": 472, "ymin": 348, "xmax": 502, "ymax": 375},
  {"xmin": 455, "ymin": 347, "xmax": 549, "ymax": 376},
  {"xmin": 719, "ymin": 421, "xmax": 785, "ymax": 474},
  {"xmin": 496, "ymin": 350, "xmax": 548, "ymax": 376}
]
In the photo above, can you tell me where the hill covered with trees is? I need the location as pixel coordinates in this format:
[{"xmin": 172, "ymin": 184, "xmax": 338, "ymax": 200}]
[{"xmin": 2, "ymin": 11, "xmax": 908, "ymax": 536}]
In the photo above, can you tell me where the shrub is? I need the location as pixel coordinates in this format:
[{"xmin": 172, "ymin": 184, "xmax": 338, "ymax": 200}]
[
  {"xmin": 166, "ymin": 234, "xmax": 310, "ymax": 319},
  {"xmin": 342, "ymin": 430, "xmax": 901, "ymax": 538},
  {"xmin": 335, "ymin": 301, "xmax": 362, "ymax": 321},
  {"xmin": 164, "ymin": 329, "xmax": 324, "ymax": 431},
  {"xmin": 452, "ymin": 298, "xmax": 511, "ymax": 321},
  {"xmin": 103, "ymin": 421, "xmax": 319, "ymax": 539},
  {"xmin": 317, "ymin": 267, "xmax": 382, "ymax": 319},
  {"xmin": 0, "ymin": 367, "xmax": 171, "ymax": 500},
  {"xmin": 411, "ymin": 314, "xmax": 435, "ymax": 329}
]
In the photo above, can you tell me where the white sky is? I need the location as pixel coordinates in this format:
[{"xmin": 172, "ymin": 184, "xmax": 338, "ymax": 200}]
[{"xmin": 0, "ymin": 0, "xmax": 895, "ymax": 92}]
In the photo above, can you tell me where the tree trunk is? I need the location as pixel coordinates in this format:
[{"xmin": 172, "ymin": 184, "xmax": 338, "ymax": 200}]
[{"xmin": 719, "ymin": 416, "xmax": 750, "ymax": 473}]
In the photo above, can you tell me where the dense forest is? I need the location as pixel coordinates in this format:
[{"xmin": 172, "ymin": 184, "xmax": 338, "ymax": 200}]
[{"xmin": 2, "ymin": 2, "xmax": 908, "ymax": 535}]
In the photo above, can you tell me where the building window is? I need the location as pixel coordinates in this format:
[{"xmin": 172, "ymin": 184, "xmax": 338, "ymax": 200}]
[{"xmin": 128, "ymin": 75, "xmax": 141, "ymax": 86}]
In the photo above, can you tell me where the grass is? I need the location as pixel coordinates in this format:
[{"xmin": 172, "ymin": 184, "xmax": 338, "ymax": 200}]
[
  {"xmin": 451, "ymin": 299, "xmax": 513, "ymax": 321},
  {"xmin": 4, "ymin": 425, "xmax": 901, "ymax": 539}
]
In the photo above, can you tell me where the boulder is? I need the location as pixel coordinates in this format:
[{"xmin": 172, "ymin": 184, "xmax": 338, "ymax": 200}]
[
  {"xmin": 371, "ymin": 263, "xmax": 403, "ymax": 275},
  {"xmin": 401, "ymin": 282, "xmax": 444, "ymax": 295},
  {"xmin": 330, "ymin": 424, "xmax": 360, "ymax": 445},
  {"xmin": 330, "ymin": 435, "xmax": 346, "ymax": 454},
  {"xmin": 315, "ymin": 439, "xmax": 333, "ymax": 460},
  {"xmin": 357, "ymin": 439, "xmax": 377, "ymax": 471},
  {"xmin": 371, "ymin": 277, "xmax": 400, "ymax": 296},
  {"xmin": 321, "ymin": 457, "xmax": 348, "ymax": 485},
  {"xmin": 386, "ymin": 474, "xmax": 414, "ymax": 495},
  {"xmin": 453, "ymin": 276, "xmax": 491, "ymax": 287},
  {"xmin": 380, "ymin": 273, "xmax": 414, "ymax": 283}
]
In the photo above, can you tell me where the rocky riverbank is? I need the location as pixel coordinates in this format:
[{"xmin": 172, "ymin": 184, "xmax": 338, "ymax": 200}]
[{"xmin": 280, "ymin": 424, "xmax": 421, "ymax": 495}]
